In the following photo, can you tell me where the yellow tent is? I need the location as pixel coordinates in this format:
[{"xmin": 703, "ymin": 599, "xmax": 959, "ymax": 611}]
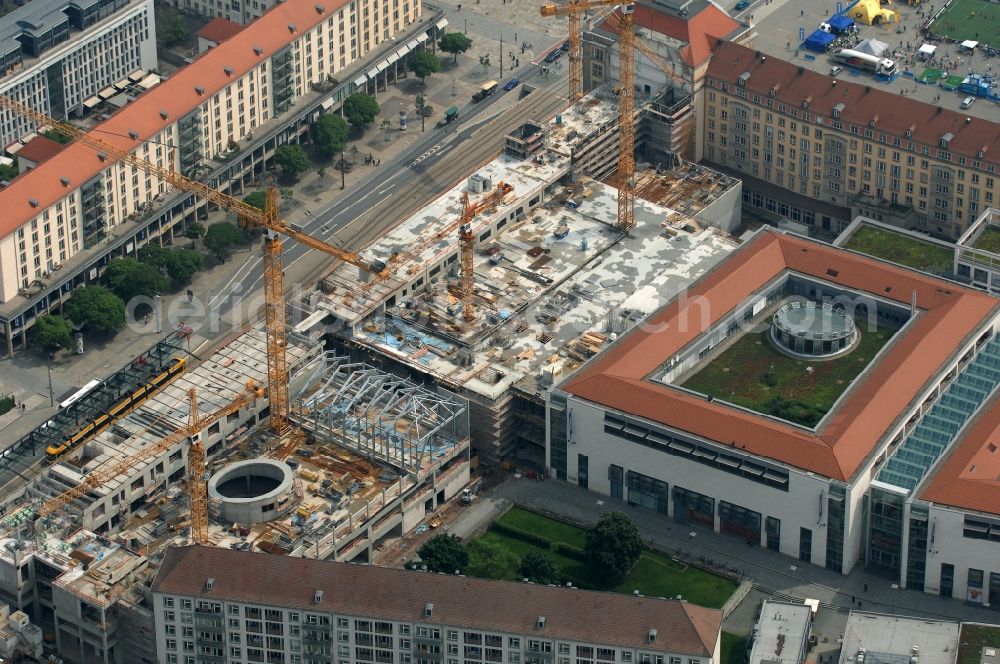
[{"xmin": 851, "ymin": 0, "xmax": 900, "ymax": 25}]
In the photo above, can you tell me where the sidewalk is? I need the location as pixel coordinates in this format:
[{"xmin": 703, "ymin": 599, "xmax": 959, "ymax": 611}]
[{"xmin": 493, "ymin": 476, "xmax": 999, "ymax": 623}]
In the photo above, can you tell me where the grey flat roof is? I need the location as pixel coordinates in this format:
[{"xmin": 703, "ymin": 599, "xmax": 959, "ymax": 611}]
[
  {"xmin": 839, "ymin": 613, "xmax": 960, "ymax": 664},
  {"xmin": 749, "ymin": 601, "xmax": 813, "ymax": 664}
]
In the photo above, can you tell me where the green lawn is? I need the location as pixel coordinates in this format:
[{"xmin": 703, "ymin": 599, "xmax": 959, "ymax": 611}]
[
  {"xmin": 681, "ymin": 323, "xmax": 894, "ymax": 426},
  {"xmin": 721, "ymin": 633, "xmax": 747, "ymax": 664},
  {"xmin": 957, "ymin": 624, "xmax": 1000, "ymax": 664},
  {"xmin": 931, "ymin": 0, "xmax": 1000, "ymax": 42},
  {"xmin": 973, "ymin": 226, "xmax": 1000, "ymax": 253},
  {"xmin": 478, "ymin": 507, "xmax": 737, "ymax": 608},
  {"xmin": 843, "ymin": 225, "xmax": 954, "ymax": 274}
]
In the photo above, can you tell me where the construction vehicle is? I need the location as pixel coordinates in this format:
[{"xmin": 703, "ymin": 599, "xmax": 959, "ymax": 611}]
[
  {"xmin": 35, "ymin": 380, "xmax": 266, "ymax": 545},
  {"xmin": 0, "ymin": 95, "xmax": 389, "ymax": 437}
]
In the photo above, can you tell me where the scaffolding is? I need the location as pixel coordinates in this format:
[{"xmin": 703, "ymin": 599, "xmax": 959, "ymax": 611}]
[{"xmin": 294, "ymin": 354, "xmax": 469, "ymax": 476}]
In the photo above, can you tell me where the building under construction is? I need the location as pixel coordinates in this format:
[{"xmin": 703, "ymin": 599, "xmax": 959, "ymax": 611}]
[
  {"xmin": 0, "ymin": 323, "xmax": 470, "ymax": 663},
  {"xmin": 310, "ymin": 89, "xmax": 741, "ymax": 468}
]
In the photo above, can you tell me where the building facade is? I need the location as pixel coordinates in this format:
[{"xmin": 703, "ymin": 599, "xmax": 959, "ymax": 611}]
[
  {"xmin": 0, "ymin": 0, "xmax": 437, "ymax": 356},
  {"xmin": 0, "ymin": 0, "xmax": 157, "ymax": 150},
  {"xmin": 548, "ymin": 228, "xmax": 1000, "ymax": 575},
  {"xmin": 151, "ymin": 546, "xmax": 723, "ymax": 664},
  {"xmin": 702, "ymin": 41, "xmax": 1000, "ymax": 240}
]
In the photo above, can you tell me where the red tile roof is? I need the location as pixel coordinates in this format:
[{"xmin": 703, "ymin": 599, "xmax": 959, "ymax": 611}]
[
  {"xmin": 599, "ymin": 3, "xmax": 741, "ymax": 67},
  {"xmin": 196, "ymin": 17, "xmax": 244, "ymax": 44},
  {"xmin": 151, "ymin": 546, "xmax": 722, "ymax": 653},
  {"xmin": 0, "ymin": 0, "xmax": 349, "ymax": 241},
  {"xmin": 14, "ymin": 135, "xmax": 66, "ymax": 166},
  {"xmin": 706, "ymin": 41, "xmax": 1000, "ymax": 167},
  {"xmin": 562, "ymin": 230, "xmax": 999, "ymax": 481},
  {"xmin": 920, "ymin": 394, "xmax": 1000, "ymax": 514}
]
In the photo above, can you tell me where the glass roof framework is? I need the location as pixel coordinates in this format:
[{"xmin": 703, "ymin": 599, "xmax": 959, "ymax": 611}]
[{"xmin": 877, "ymin": 336, "xmax": 1000, "ymax": 491}]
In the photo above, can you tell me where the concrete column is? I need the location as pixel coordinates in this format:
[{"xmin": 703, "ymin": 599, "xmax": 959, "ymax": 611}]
[{"xmin": 5, "ymin": 320, "xmax": 13, "ymax": 359}]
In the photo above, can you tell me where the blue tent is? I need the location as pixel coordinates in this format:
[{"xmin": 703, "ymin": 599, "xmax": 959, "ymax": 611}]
[
  {"xmin": 828, "ymin": 14, "xmax": 855, "ymax": 33},
  {"xmin": 804, "ymin": 29, "xmax": 836, "ymax": 52}
]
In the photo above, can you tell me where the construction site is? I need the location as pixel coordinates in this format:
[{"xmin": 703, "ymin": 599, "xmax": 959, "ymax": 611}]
[
  {"xmin": 313, "ymin": 88, "xmax": 740, "ymax": 464},
  {"xmin": 0, "ymin": 1, "xmax": 748, "ymax": 661}
]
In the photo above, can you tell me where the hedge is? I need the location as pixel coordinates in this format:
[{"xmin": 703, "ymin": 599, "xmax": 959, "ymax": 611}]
[
  {"xmin": 490, "ymin": 522, "xmax": 552, "ymax": 549},
  {"xmin": 552, "ymin": 541, "xmax": 586, "ymax": 562}
]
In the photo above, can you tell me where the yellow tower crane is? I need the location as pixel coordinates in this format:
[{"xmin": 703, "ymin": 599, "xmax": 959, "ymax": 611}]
[
  {"xmin": 457, "ymin": 183, "xmax": 514, "ymax": 323},
  {"xmin": 541, "ymin": 1, "xmax": 637, "ymax": 233},
  {"xmin": 0, "ymin": 95, "xmax": 388, "ymax": 436},
  {"xmin": 35, "ymin": 380, "xmax": 266, "ymax": 526}
]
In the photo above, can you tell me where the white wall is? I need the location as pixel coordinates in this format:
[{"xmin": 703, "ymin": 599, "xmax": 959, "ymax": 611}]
[
  {"xmin": 564, "ymin": 398, "xmax": 832, "ymax": 566},
  {"xmin": 924, "ymin": 504, "xmax": 1000, "ymax": 603}
]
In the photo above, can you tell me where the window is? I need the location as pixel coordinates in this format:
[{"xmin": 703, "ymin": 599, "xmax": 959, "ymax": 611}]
[{"xmin": 163, "ymin": 597, "xmax": 175, "ymax": 608}]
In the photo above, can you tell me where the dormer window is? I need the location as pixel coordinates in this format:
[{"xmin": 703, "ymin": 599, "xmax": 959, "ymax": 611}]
[{"xmin": 906, "ymin": 129, "xmax": 913, "ymax": 138}]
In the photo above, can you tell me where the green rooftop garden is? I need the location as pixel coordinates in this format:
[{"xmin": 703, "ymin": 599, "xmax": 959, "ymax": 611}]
[
  {"xmin": 843, "ymin": 225, "xmax": 953, "ymax": 275},
  {"xmin": 680, "ymin": 321, "xmax": 895, "ymax": 427},
  {"xmin": 972, "ymin": 226, "xmax": 1000, "ymax": 254},
  {"xmin": 957, "ymin": 624, "xmax": 1000, "ymax": 664}
]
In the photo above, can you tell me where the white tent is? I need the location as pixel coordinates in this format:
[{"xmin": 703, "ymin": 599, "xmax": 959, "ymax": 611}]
[
  {"xmin": 918, "ymin": 43, "xmax": 937, "ymax": 59},
  {"xmin": 855, "ymin": 37, "xmax": 890, "ymax": 56},
  {"xmin": 962, "ymin": 39, "xmax": 979, "ymax": 51}
]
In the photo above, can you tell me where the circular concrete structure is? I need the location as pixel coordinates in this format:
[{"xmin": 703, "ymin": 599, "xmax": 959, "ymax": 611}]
[
  {"xmin": 770, "ymin": 301, "xmax": 858, "ymax": 360},
  {"xmin": 207, "ymin": 458, "xmax": 294, "ymax": 524}
]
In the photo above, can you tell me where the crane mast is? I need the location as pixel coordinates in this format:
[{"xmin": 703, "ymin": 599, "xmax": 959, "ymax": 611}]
[
  {"xmin": 187, "ymin": 388, "xmax": 208, "ymax": 545},
  {"xmin": 616, "ymin": 4, "xmax": 636, "ymax": 233},
  {"xmin": 35, "ymin": 380, "xmax": 265, "ymax": 520},
  {"xmin": 541, "ymin": 1, "xmax": 637, "ymax": 233},
  {"xmin": 0, "ymin": 93, "xmax": 382, "ymax": 434}
]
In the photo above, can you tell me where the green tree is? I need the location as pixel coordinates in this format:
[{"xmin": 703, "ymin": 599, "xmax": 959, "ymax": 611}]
[
  {"xmin": 343, "ymin": 93, "xmax": 380, "ymax": 130},
  {"xmin": 164, "ymin": 249, "xmax": 202, "ymax": 289},
  {"xmin": 42, "ymin": 129, "xmax": 72, "ymax": 145},
  {"xmin": 163, "ymin": 13, "xmax": 189, "ymax": 47},
  {"xmin": 203, "ymin": 222, "xmax": 246, "ymax": 261},
  {"xmin": 243, "ymin": 190, "xmax": 268, "ymax": 211},
  {"xmin": 466, "ymin": 539, "xmax": 520, "ymax": 580},
  {"xmin": 65, "ymin": 286, "xmax": 126, "ymax": 336},
  {"xmin": 317, "ymin": 166, "xmax": 326, "ymax": 179},
  {"xmin": 137, "ymin": 243, "xmax": 169, "ymax": 271},
  {"xmin": 519, "ymin": 550, "xmax": 560, "ymax": 585},
  {"xmin": 417, "ymin": 535, "xmax": 468, "ymax": 574},
  {"xmin": 185, "ymin": 221, "xmax": 206, "ymax": 248},
  {"xmin": 0, "ymin": 156, "xmax": 17, "ymax": 181},
  {"xmin": 32, "ymin": 314, "xmax": 72, "ymax": 352},
  {"xmin": 380, "ymin": 119, "xmax": 392, "ymax": 143},
  {"xmin": 439, "ymin": 32, "xmax": 473, "ymax": 63},
  {"xmin": 102, "ymin": 257, "xmax": 169, "ymax": 303},
  {"xmin": 408, "ymin": 51, "xmax": 441, "ymax": 85},
  {"xmin": 584, "ymin": 512, "xmax": 643, "ymax": 585},
  {"xmin": 274, "ymin": 144, "xmax": 310, "ymax": 179},
  {"xmin": 311, "ymin": 114, "xmax": 349, "ymax": 157},
  {"xmin": 415, "ymin": 95, "xmax": 426, "ymax": 132}
]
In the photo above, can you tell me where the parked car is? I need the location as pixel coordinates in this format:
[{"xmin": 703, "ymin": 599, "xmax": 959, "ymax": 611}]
[
  {"xmin": 829, "ymin": 65, "xmax": 843, "ymax": 76},
  {"xmin": 544, "ymin": 49, "xmax": 562, "ymax": 63},
  {"xmin": 503, "ymin": 78, "xmax": 520, "ymax": 91},
  {"xmin": 961, "ymin": 96, "xmax": 976, "ymax": 108},
  {"xmin": 561, "ymin": 39, "xmax": 570, "ymax": 51},
  {"xmin": 734, "ymin": 0, "xmax": 750, "ymax": 10}
]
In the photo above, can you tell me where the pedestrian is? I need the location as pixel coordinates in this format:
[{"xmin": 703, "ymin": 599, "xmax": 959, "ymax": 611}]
[
  {"xmin": 851, "ymin": 595, "xmax": 856, "ymax": 603},
  {"xmin": 801, "ymin": 8, "xmax": 804, "ymax": 15},
  {"xmin": 20, "ymin": 403, "xmax": 25, "ymax": 412},
  {"xmin": 863, "ymin": 583, "xmax": 868, "ymax": 592},
  {"xmin": 516, "ymin": 58, "xmax": 520, "ymax": 66},
  {"xmin": 514, "ymin": 32, "xmax": 518, "ymax": 42}
]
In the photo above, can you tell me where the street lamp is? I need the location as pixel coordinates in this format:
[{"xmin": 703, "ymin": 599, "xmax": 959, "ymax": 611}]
[
  {"xmin": 340, "ymin": 149, "xmax": 346, "ymax": 190},
  {"xmin": 154, "ymin": 293, "xmax": 161, "ymax": 334}
]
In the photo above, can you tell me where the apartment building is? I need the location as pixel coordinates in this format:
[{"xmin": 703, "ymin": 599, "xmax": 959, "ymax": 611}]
[
  {"xmin": 151, "ymin": 545, "xmax": 722, "ymax": 664},
  {"xmin": 702, "ymin": 41, "xmax": 1000, "ymax": 239},
  {"xmin": 0, "ymin": 0, "xmax": 434, "ymax": 356},
  {"xmin": 0, "ymin": 0, "xmax": 156, "ymax": 149}
]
